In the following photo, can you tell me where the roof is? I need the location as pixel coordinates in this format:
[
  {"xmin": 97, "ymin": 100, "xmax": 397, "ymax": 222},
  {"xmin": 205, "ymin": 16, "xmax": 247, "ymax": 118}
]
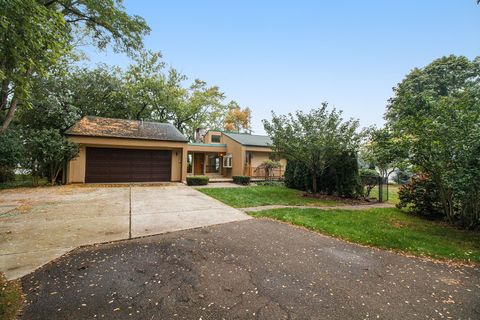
[
  {"xmin": 223, "ymin": 132, "xmax": 272, "ymax": 147},
  {"xmin": 188, "ymin": 143, "xmax": 227, "ymax": 147},
  {"xmin": 66, "ymin": 116, "xmax": 189, "ymax": 142}
]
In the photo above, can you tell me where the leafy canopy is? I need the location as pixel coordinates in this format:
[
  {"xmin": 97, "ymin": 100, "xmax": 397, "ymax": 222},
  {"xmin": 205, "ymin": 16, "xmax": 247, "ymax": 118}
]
[
  {"xmin": 1, "ymin": 0, "xmax": 150, "ymax": 131},
  {"xmin": 263, "ymin": 103, "xmax": 362, "ymax": 193},
  {"xmin": 385, "ymin": 55, "xmax": 480, "ymax": 228}
]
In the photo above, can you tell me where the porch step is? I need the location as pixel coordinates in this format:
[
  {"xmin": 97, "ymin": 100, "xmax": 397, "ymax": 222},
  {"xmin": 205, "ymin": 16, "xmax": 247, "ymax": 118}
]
[{"xmin": 209, "ymin": 178, "xmax": 233, "ymax": 183}]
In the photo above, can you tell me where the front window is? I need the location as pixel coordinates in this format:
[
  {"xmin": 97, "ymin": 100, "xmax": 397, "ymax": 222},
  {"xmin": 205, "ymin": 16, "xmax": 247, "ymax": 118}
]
[
  {"xmin": 187, "ymin": 153, "xmax": 193, "ymax": 173},
  {"xmin": 206, "ymin": 154, "xmax": 221, "ymax": 173},
  {"xmin": 211, "ymin": 135, "xmax": 221, "ymax": 143},
  {"xmin": 223, "ymin": 154, "xmax": 232, "ymax": 168}
]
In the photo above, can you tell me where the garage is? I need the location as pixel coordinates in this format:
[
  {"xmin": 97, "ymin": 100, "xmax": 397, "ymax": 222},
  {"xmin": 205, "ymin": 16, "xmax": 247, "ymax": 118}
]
[
  {"xmin": 66, "ymin": 116, "xmax": 189, "ymax": 184},
  {"xmin": 85, "ymin": 147, "xmax": 172, "ymax": 183}
]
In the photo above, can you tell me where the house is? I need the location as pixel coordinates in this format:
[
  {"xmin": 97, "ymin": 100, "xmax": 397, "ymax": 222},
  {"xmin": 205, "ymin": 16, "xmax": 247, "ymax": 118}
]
[{"xmin": 65, "ymin": 116, "xmax": 285, "ymax": 183}]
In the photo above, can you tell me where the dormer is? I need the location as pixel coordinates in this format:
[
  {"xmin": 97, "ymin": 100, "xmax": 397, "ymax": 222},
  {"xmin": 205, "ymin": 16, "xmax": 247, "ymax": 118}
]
[{"xmin": 203, "ymin": 130, "xmax": 222, "ymax": 143}]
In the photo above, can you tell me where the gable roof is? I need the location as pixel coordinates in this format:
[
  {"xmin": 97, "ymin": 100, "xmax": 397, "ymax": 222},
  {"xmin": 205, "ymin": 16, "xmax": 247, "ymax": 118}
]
[
  {"xmin": 65, "ymin": 116, "xmax": 188, "ymax": 142},
  {"xmin": 223, "ymin": 132, "xmax": 272, "ymax": 147}
]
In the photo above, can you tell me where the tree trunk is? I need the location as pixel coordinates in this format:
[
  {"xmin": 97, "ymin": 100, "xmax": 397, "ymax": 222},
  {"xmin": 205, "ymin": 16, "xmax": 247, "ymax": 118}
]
[
  {"xmin": 1, "ymin": 79, "xmax": 9, "ymax": 109},
  {"xmin": 1, "ymin": 95, "xmax": 18, "ymax": 132},
  {"xmin": 312, "ymin": 171, "xmax": 318, "ymax": 193},
  {"xmin": 1, "ymin": 68, "xmax": 33, "ymax": 132}
]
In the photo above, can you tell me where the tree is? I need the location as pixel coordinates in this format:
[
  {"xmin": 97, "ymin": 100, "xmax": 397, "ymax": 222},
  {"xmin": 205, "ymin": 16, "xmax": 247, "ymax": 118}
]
[
  {"xmin": 23, "ymin": 129, "xmax": 79, "ymax": 185},
  {"xmin": 122, "ymin": 51, "xmax": 227, "ymax": 140},
  {"xmin": 360, "ymin": 127, "xmax": 407, "ymax": 183},
  {"xmin": 263, "ymin": 103, "xmax": 362, "ymax": 193},
  {"xmin": 1, "ymin": 0, "xmax": 150, "ymax": 132},
  {"xmin": 224, "ymin": 101, "xmax": 252, "ymax": 132},
  {"xmin": 385, "ymin": 55, "xmax": 480, "ymax": 228},
  {"xmin": 0, "ymin": 128, "xmax": 24, "ymax": 182},
  {"xmin": 17, "ymin": 61, "xmax": 129, "ymax": 131}
]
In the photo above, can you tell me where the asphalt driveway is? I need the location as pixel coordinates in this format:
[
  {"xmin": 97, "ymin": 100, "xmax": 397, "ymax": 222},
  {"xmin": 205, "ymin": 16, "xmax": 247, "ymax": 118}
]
[
  {"xmin": 21, "ymin": 219, "xmax": 480, "ymax": 320},
  {"xmin": 0, "ymin": 184, "xmax": 249, "ymax": 280}
]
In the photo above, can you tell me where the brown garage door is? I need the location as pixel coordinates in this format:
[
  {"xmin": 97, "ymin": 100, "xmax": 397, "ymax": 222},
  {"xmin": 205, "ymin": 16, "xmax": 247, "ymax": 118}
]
[{"xmin": 85, "ymin": 148, "xmax": 172, "ymax": 183}]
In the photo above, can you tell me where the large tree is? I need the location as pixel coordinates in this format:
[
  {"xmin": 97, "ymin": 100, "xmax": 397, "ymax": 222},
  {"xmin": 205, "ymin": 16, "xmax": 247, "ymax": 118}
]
[
  {"xmin": 385, "ymin": 55, "xmax": 480, "ymax": 227},
  {"xmin": 263, "ymin": 103, "xmax": 362, "ymax": 193},
  {"xmin": 17, "ymin": 61, "xmax": 128, "ymax": 131},
  {"xmin": 0, "ymin": 0, "xmax": 150, "ymax": 131},
  {"xmin": 224, "ymin": 101, "xmax": 252, "ymax": 133},
  {"xmin": 122, "ymin": 51, "xmax": 227, "ymax": 140},
  {"xmin": 18, "ymin": 52, "xmax": 229, "ymax": 140}
]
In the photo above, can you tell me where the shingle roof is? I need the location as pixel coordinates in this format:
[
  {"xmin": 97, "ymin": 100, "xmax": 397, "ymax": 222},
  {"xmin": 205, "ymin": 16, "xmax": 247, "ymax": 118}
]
[
  {"xmin": 223, "ymin": 132, "xmax": 272, "ymax": 147},
  {"xmin": 66, "ymin": 116, "xmax": 188, "ymax": 142}
]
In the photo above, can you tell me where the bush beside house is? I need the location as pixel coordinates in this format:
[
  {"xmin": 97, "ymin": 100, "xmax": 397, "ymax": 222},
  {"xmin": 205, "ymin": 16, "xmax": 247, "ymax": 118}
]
[
  {"xmin": 284, "ymin": 152, "xmax": 362, "ymax": 198},
  {"xmin": 232, "ymin": 176, "xmax": 251, "ymax": 185},
  {"xmin": 186, "ymin": 176, "xmax": 209, "ymax": 186}
]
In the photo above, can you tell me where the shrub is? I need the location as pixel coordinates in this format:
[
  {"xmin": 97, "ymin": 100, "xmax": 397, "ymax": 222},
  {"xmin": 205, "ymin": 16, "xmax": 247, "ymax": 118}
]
[
  {"xmin": 258, "ymin": 160, "xmax": 282, "ymax": 180},
  {"xmin": 186, "ymin": 175, "xmax": 209, "ymax": 186},
  {"xmin": 0, "ymin": 129, "xmax": 24, "ymax": 183},
  {"xmin": 397, "ymin": 174, "xmax": 444, "ymax": 219},
  {"xmin": 284, "ymin": 152, "xmax": 362, "ymax": 197},
  {"xmin": 359, "ymin": 168, "xmax": 379, "ymax": 198},
  {"xmin": 23, "ymin": 129, "xmax": 79, "ymax": 185},
  {"xmin": 232, "ymin": 176, "xmax": 251, "ymax": 185},
  {"xmin": 0, "ymin": 167, "xmax": 15, "ymax": 183}
]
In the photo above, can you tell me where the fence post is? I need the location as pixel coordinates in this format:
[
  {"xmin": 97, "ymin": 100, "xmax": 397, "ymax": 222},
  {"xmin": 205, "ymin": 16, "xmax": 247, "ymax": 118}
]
[{"xmin": 378, "ymin": 176, "xmax": 383, "ymax": 203}]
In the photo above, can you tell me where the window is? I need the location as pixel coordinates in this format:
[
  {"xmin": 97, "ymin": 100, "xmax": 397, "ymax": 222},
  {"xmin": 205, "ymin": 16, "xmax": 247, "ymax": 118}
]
[
  {"xmin": 206, "ymin": 154, "xmax": 221, "ymax": 173},
  {"xmin": 187, "ymin": 153, "xmax": 193, "ymax": 173},
  {"xmin": 211, "ymin": 135, "xmax": 221, "ymax": 143},
  {"xmin": 223, "ymin": 154, "xmax": 232, "ymax": 168}
]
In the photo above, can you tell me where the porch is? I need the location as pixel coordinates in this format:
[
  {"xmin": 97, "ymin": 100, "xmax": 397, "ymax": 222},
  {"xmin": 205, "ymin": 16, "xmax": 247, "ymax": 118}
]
[
  {"xmin": 187, "ymin": 151, "xmax": 230, "ymax": 178},
  {"xmin": 243, "ymin": 166, "xmax": 283, "ymax": 179}
]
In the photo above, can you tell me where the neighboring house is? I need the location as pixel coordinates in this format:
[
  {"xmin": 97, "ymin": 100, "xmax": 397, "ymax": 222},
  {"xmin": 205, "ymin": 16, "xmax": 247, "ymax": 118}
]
[{"xmin": 65, "ymin": 116, "xmax": 285, "ymax": 183}]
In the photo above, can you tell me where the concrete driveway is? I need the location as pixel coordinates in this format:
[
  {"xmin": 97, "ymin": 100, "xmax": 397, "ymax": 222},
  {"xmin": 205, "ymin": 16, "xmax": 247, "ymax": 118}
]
[{"xmin": 0, "ymin": 184, "xmax": 249, "ymax": 280}]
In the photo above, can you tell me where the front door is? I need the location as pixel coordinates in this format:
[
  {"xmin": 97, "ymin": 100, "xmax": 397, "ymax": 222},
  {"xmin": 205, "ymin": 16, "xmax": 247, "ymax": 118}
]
[
  {"xmin": 244, "ymin": 152, "xmax": 253, "ymax": 176},
  {"xmin": 194, "ymin": 153, "xmax": 204, "ymax": 175}
]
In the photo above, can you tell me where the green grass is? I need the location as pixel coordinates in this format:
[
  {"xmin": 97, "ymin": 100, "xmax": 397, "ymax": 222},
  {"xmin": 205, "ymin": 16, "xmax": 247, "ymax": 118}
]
[
  {"xmin": 0, "ymin": 175, "xmax": 48, "ymax": 190},
  {"xmin": 367, "ymin": 184, "xmax": 401, "ymax": 204},
  {"xmin": 0, "ymin": 273, "xmax": 23, "ymax": 320},
  {"xmin": 199, "ymin": 186, "xmax": 343, "ymax": 208},
  {"xmin": 250, "ymin": 207, "xmax": 480, "ymax": 262}
]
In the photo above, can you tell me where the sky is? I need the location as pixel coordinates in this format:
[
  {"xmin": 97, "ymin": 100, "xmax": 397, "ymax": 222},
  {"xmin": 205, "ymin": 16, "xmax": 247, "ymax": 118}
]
[{"xmin": 84, "ymin": 0, "xmax": 480, "ymax": 135}]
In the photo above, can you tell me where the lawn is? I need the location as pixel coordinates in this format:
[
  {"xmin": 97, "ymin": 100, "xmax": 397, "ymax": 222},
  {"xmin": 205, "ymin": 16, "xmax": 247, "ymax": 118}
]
[
  {"xmin": 0, "ymin": 273, "xmax": 22, "ymax": 320},
  {"xmin": 198, "ymin": 186, "xmax": 345, "ymax": 208},
  {"xmin": 250, "ymin": 207, "xmax": 480, "ymax": 262},
  {"xmin": 367, "ymin": 184, "xmax": 401, "ymax": 204}
]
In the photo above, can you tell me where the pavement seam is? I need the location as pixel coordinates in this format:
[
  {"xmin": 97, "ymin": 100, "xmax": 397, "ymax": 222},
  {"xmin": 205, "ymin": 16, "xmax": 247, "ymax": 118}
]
[{"xmin": 129, "ymin": 185, "xmax": 132, "ymax": 240}]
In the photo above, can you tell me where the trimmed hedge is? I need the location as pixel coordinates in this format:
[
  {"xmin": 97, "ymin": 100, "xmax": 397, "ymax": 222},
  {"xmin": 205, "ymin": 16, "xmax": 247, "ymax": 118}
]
[
  {"xmin": 284, "ymin": 152, "xmax": 362, "ymax": 197},
  {"xmin": 232, "ymin": 176, "xmax": 251, "ymax": 185},
  {"xmin": 186, "ymin": 175, "xmax": 209, "ymax": 186}
]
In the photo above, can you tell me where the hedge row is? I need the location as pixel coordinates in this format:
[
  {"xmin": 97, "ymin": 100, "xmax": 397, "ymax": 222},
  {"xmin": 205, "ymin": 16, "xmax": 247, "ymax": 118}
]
[
  {"xmin": 284, "ymin": 152, "xmax": 362, "ymax": 197},
  {"xmin": 186, "ymin": 175, "xmax": 209, "ymax": 186},
  {"xmin": 232, "ymin": 176, "xmax": 251, "ymax": 185}
]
